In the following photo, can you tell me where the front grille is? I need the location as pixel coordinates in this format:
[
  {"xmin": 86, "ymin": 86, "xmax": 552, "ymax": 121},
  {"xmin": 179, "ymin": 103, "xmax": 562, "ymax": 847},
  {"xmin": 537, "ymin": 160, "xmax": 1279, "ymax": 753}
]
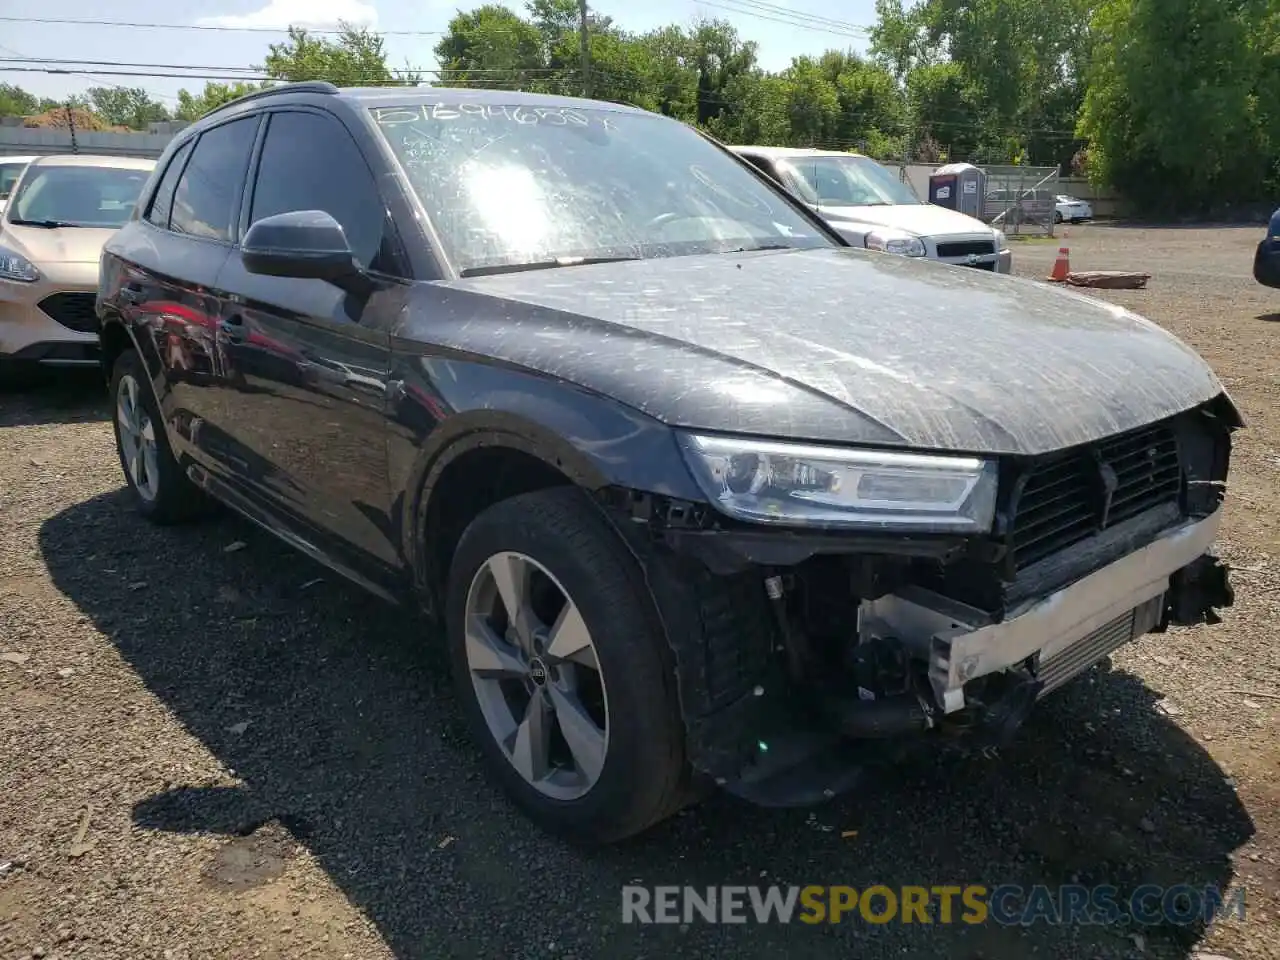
[
  {"xmin": 936, "ymin": 240, "xmax": 996, "ymax": 258},
  {"xmin": 38, "ymin": 292, "xmax": 99, "ymax": 333},
  {"xmin": 1008, "ymin": 421, "xmax": 1182, "ymax": 570}
]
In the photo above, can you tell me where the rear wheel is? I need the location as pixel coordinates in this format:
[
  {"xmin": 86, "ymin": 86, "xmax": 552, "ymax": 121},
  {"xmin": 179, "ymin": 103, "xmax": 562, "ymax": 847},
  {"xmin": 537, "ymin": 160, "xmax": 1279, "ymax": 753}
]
[
  {"xmin": 445, "ymin": 486, "xmax": 692, "ymax": 844},
  {"xmin": 110, "ymin": 349, "xmax": 209, "ymax": 524}
]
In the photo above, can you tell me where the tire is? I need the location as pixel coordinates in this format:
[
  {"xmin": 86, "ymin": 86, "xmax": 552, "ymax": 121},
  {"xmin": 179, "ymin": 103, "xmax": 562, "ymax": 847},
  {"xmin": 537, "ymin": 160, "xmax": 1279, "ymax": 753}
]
[
  {"xmin": 1054, "ymin": 211, "xmax": 1064, "ymax": 224},
  {"xmin": 109, "ymin": 348, "xmax": 209, "ymax": 524},
  {"xmin": 445, "ymin": 486, "xmax": 692, "ymax": 844}
]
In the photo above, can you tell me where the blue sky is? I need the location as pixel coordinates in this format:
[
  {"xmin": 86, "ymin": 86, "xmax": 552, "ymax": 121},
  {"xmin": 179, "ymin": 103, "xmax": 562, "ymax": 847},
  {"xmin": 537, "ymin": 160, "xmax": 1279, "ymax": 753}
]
[{"xmin": 1, "ymin": 0, "xmax": 877, "ymax": 108}]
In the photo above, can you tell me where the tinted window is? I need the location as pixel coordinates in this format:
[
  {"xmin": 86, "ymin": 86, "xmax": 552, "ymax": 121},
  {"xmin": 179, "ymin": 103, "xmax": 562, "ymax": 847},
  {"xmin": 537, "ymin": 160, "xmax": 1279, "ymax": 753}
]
[
  {"xmin": 371, "ymin": 103, "xmax": 833, "ymax": 276},
  {"xmin": 146, "ymin": 139, "xmax": 193, "ymax": 229},
  {"xmin": 249, "ymin": 111, "xmax": 388, "ymax": 270},
  {"xmin": 172, "ymin": 116, "xmax": 258, "ymax": 241},
  {"xmin": 8, "ymin": 164, "xmax": 154, "ymax": 228}
]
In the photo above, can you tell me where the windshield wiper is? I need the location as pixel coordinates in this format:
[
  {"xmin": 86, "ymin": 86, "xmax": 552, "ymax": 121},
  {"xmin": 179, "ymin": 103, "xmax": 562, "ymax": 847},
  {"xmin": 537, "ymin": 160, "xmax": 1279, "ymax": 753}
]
[
  {"xmin": 728, "ymin": 243, "xmax": 798, "ymax": 253},
  {"xmin": 8, "ymin": 218, "xmax": 83, "ymax": 228},
  {"xmin": 460, "ymin": 256, "xmax": 640, "ymax": 278}
]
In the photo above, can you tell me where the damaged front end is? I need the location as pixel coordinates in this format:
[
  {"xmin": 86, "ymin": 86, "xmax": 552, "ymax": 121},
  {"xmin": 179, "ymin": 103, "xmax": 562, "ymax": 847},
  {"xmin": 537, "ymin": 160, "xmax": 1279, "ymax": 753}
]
[{"xmin": 602, "ymin": 395, "xmax": 1240, "ymax": 807}]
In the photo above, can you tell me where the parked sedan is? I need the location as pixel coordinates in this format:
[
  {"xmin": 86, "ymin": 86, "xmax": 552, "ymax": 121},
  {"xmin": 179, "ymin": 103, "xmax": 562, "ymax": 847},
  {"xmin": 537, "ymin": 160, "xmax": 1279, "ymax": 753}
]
[
  {"xmin": 99, "ymin": 82, "xmax": 1237, "ymax": 845},
  {"xmin": 1253, "ymin": 205, "xmax": 1280, "ymax": 288},
  {"xmin": 1055, "ymin": 194, "xmax": 1093, "ymax": 223},
  {"xmin": 0, "ymin": 153, "xmax": 154, "ymax": 381}
]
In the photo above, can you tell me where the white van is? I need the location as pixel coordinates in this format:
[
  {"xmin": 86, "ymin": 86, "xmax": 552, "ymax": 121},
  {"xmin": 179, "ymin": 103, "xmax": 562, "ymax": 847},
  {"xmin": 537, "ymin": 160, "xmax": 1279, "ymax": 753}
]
[{"xmin": 730, "ymin": 145, "xmax": 1012, "ymax": 273}]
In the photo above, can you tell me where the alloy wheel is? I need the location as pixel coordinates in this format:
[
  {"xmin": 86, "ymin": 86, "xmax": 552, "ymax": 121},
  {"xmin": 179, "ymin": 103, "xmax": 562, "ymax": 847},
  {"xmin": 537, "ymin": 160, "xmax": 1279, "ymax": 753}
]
[
  {"xmin": 463, "ymin": 550, "xmax": 610, "ymax": 801},
  {"xmin": 116, "ymin": 371, "xmax": 160, "ymax": 502}
]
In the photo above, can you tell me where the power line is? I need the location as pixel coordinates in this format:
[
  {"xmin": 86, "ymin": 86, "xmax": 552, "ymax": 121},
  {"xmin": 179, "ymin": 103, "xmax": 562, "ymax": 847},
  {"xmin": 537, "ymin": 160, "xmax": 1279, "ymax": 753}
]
[
  {"xmin": 701, "ymin": 0, "xmax": 871, "ymax": 34},
  {"xmin": 691, "ymin": 0, "xmax": 870, "ymax": 40},
  {"xmin": 0, "ymin": 42, "xmax": 181, "ymax": 103},
  {"xmin": 0, "ymin": 57, "xmax": 568, "ymax": 78},
  {"xmin": 0, "ymin": 15, "xmax": 446, "ymax": 37},
  {"xmin": 0, "ymin": 65, "xmax": 583, "ymax": 88}
]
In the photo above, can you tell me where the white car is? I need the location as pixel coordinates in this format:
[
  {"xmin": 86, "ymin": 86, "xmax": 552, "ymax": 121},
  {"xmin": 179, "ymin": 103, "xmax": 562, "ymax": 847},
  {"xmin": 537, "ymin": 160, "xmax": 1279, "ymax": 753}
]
[
  {"xmin": 1055, "ymin": 195, "xmax": 1093, "ymax": 223},
  {"xmin": 0, "ymin": 156, "xmax": 40, "ymax": 214},
  {"xmin": 729, "ymin": 145, "xmax": 1012, "ymax": 273}
]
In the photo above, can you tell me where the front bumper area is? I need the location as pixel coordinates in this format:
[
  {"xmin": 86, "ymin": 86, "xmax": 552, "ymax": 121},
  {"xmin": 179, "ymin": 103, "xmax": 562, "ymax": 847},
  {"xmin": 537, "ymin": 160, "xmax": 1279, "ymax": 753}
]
[
  {"xmin": 1254, "ymin": 239, "xmax": 1280, "ymax": 289},
  {"xmin": 1, "ymin": 277, "xmax": 99, "ymax": 367},
  {"xmin": 861, "ymin": 507, "xmax": 1225, "ymax": 714},
  {"xmin": 631, "ymin": 506, "xmax": 1233, "ymax": 808}
]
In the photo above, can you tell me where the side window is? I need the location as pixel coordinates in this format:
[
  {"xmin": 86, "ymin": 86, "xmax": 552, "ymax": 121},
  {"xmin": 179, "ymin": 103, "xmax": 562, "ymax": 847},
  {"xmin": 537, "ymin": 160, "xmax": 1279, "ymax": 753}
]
[
  {"xmin": 171, "ymin": 116, "xmax": 259, "ymax": 242},
  {"xmin": 248, "ymin": 111, "xmax": 392, "ymax": 272},
  {"xmin": 145, "ymin": 139, "xmax": 193, "ymax": 229}
]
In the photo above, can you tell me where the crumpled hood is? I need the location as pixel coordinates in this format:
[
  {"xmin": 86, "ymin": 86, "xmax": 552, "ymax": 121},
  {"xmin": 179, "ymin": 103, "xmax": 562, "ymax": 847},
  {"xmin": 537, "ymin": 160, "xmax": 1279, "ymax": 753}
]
[
  {"xmin": 1, "ymin": 223, "xmax": 116, "ymax": 263},
  {"xmin": 819, "ymin": 202, "xmax": 995, "ymax": 238},
  {"xmin": 438, "ymin": 247, "xmax": 1226, "ymax": 457}
]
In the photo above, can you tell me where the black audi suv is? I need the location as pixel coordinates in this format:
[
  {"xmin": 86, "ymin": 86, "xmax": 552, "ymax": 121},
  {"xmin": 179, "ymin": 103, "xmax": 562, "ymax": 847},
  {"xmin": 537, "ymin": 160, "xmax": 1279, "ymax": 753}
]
[{"xmin": 97, "ymin": 81, "xmax": 1238, "ymax": 844}]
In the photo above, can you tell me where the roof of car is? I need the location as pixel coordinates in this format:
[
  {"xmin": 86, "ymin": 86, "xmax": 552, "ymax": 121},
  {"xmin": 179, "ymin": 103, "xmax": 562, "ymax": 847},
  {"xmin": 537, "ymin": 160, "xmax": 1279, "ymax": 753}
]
[
  {"xmin": 202, "ymin": 80, "xmax": 654, "ymax": 119},
  {"xmin": 0, "ymin": 156, "xmax": 40, "ymax": 164},
  {"xmin": 25, "ymin": 154, "xmax": 155, "ymax": 170},
  {"xmin": 728, "ymin": 144, "xmax": 868, "ymax": 160},
  {"xmin": 339, "ymin": 85, "xmax": 651, "ymax": 113}
]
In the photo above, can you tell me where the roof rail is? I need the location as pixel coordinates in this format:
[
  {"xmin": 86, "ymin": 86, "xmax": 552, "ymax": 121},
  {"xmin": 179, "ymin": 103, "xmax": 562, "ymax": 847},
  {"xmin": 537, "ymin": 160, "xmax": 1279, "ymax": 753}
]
[{"xmin": 203, "ymin": 80, "xmax": 340, "ymax": 119}]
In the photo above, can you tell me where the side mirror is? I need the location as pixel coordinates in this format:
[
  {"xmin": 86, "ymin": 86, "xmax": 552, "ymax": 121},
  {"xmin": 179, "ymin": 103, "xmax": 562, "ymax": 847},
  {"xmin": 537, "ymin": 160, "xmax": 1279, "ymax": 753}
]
[{"xmin": 242, "ymin": 210, "xmax": 363, "ymax": 290}]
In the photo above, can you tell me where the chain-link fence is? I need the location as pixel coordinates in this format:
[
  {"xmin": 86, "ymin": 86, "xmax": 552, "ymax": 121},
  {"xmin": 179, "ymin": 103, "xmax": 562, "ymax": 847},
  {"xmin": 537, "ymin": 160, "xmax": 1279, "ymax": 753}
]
[{"xmin": 980, "ymin": 165, "xmax": 1062, "ymax": 236}]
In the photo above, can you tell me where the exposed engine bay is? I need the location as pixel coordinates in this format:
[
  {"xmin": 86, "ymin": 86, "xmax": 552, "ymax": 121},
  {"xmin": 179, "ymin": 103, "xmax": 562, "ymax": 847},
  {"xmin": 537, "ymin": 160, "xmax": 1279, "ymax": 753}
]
[{"xmin": 605, "ymin": 395, "xmax": 1239, "ymax": 806}]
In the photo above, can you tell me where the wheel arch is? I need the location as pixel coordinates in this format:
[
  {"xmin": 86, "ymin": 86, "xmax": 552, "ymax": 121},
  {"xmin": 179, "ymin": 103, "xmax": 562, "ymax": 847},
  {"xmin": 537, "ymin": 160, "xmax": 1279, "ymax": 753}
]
[{"xmin": 407, "ymin": 417, "xmax": 610, "ymax": 618}]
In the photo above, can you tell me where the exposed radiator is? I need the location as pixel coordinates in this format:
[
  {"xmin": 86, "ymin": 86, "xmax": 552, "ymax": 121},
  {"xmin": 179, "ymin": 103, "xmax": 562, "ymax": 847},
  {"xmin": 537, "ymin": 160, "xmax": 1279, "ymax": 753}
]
[{"xmin": 1034, "ymin": 594, "xmax": 1165, "ymax": 696}]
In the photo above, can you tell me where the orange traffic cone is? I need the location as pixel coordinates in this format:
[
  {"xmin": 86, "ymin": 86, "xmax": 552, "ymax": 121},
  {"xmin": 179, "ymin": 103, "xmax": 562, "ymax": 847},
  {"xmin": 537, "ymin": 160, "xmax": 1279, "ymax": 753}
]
[{"xmin": 1048, "ymin": 246, "xmax": 1070, "ymax": 282}]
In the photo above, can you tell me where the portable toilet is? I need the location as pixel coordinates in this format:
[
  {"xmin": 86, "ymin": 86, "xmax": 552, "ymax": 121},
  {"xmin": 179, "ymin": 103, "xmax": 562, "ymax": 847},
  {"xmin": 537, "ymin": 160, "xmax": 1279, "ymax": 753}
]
[{"xmin": 929, "ymin": 162, "xmax": 985, "ymax": 219}]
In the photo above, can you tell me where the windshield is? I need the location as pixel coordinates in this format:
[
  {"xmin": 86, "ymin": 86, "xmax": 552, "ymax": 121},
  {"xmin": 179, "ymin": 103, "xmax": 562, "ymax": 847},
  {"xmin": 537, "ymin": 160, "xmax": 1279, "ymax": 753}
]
[
  {"xmin": 777, "ymin": 155, "xmax": 922, "ymax": 207},
  {"xmin": 371, "ymin": 102, "xmax": 834, "ymax": 276},
  {"xmin": 7, "ymin": 164, "xmax": 150, "ymax": 227},
  {"xmin": 0, "ymin": 161, "xmax": 29, "ymax": 201}
]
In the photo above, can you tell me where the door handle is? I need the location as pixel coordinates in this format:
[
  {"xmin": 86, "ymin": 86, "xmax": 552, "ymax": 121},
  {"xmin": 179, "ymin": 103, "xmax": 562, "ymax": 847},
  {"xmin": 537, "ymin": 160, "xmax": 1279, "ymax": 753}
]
[{"xmin": 219, "ymin": 314, "xmax": 246, "ymax": 343}]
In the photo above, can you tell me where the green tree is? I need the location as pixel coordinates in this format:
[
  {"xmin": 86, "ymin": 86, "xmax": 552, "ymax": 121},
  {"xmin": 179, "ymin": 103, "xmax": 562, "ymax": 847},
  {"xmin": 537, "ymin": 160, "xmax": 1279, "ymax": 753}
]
[
  {"xmin": 175, "ymin": 81, "xmax": 274, "ymax": 121},
  {"xmin": 1079, "ymin": 0, "xmax": 1273, "ymax": 214},
  {"xmin": 872, "ymin": 0, "xmax": 1095, "ymax": 166},
  {"xmin": 263, "ymin": 22, "xmax": 421, "ymax": 85},
  {"xmin": 0, "ymin": 84, "xmax": 59, "ymax": 118},
  {"xmin": 433, "ymin": 5, "xmax": 548, "ymax": 89},
  {"xmin": 87, "ymin": 87, "xmax": 170, "ymax": 130}
]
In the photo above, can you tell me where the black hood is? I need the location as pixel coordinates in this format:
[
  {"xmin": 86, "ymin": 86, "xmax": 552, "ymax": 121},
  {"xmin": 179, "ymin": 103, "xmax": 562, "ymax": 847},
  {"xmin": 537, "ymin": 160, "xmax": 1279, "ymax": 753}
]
[{"xmin": 421, "ymin": 247, "xmax": 1228, "ymax": 457}]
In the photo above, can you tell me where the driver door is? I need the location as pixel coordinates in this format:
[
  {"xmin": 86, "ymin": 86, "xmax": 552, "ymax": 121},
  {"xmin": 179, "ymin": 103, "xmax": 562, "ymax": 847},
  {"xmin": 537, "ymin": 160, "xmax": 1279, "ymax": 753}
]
[{"xmin": 210, "ymin": 108, "xmax": 408, "ymax": 585}]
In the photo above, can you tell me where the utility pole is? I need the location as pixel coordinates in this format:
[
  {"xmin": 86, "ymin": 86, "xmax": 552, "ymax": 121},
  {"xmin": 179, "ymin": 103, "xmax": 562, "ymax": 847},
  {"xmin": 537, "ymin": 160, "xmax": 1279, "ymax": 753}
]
[
  {"xmin": 65, "ymin": 102, "xmax": 78, "ymax": 155},
  {"xmin": 577, "ymin": 0, "xmax": 591, "ymax": 99}
]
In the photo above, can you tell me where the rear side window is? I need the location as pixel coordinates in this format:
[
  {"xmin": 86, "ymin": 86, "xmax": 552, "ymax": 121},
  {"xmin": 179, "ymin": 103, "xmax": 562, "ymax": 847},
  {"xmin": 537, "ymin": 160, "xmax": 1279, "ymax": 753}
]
[
  {"xmin": 171, "ymin": 116, "xmax": 259, "ymax": 242},
  {"xmin": 146, "ymin": 139, "xmax": 193, "ymax": 229},
  {"xmin": 248, "ymin": 110, "xmax": 391, "ymax": 271}
]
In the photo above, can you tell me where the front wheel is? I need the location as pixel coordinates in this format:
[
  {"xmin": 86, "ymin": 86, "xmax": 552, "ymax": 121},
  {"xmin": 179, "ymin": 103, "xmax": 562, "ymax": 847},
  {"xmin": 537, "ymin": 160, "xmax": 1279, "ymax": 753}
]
[
  {"xmin": 110, "ymin": 349, "xmax": 209, "ymax": 524},
  {"xmin": 445, "ymin": 486, "xmax": 693, "ymax": 844}
]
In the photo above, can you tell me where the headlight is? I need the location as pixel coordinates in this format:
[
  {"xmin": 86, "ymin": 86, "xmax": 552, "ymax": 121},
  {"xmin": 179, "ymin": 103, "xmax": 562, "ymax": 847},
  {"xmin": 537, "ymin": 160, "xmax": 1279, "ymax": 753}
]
[
  {"xmin": 864, "ymin": 230, "xmax": 926, "ymax": 258},
  {"xmin": 0, "ymin": 245, "xmax": 39, "ymax": 282},
  {"xmin": 993, "ymin": 229, "xmax": 1007, "ymax": 250},
  {"xmin": 677, "ymin": 433, "xmax": 998, "ymax": 532}
]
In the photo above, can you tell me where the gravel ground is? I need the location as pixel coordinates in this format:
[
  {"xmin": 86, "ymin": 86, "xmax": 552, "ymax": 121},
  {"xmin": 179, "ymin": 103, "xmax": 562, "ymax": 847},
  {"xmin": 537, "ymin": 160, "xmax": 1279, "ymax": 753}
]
[{"xmin": 1, "ymin": 223, "xmax": 1278, "ymax": 960}]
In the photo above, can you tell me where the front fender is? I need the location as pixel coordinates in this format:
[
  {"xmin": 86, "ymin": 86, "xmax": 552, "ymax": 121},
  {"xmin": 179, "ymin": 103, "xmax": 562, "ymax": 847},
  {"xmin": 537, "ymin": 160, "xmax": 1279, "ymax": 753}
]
[{"xmin": 387, "ymin": 350, "xmax": 705, "ymax": 574}]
